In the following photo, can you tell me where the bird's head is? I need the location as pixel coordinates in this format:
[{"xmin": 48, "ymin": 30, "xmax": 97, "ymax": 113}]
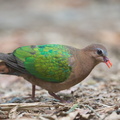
[{"xmin": 84, "ymin": 44, "xmax": 112, "ymax": 68}]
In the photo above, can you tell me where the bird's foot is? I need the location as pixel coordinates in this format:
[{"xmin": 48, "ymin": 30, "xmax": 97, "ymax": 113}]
[{"xmin": 48, "ymin": 91, "xmax": 67, "ymax": 103}]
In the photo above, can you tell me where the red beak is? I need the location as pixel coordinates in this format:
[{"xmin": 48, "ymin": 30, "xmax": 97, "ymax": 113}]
[{"xmin": 104, "ymin": 57, "xmax": 112, "ymax": 68}]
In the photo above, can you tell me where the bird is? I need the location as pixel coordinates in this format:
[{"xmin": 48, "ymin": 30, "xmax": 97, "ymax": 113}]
[{"xmin": 0, "ymin": 44, "xmax": 112, "ymax": 101}]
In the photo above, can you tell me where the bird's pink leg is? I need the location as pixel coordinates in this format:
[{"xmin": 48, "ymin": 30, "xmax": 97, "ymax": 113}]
[
  {"xmin": 32, "ymin": 84, "xmax": 36, "ymax": 99},
  {"xmin": 48, "ymin": 91, "xmax": 65, "ymax": 102}
]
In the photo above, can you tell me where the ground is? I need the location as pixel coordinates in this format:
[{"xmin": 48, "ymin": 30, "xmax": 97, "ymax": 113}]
[
  {"xmin": 0, "ymin": 0, "xmax": 120, "ymax": 120},
  {"xmin": 0, "ymin": 65, "xmax": 120, "ymax": 120}
]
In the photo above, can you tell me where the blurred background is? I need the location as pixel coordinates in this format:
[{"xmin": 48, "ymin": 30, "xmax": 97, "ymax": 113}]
[
  {"xmin": 0, "ymin": 0, "xmax": 120, "ymax": 51},
  {"xmin": 0, "ymin": 0, "xmax": 120, "ymax": 101}
]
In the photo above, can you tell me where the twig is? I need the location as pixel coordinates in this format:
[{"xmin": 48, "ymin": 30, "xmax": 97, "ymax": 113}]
[
  {"xmin": 66, "ymin": 104, "xmax": 79, "ymax": 114},
  {"xmin": 0, "ymin": 102, "xmax": 65, "ymax": 111},
  {"xmin": 83, "ymin": 104, "xmax": 101, "ymax": 119},
  {"xmin": 96, "ymin": 106, "xmax": 115, "ymax": 113}
]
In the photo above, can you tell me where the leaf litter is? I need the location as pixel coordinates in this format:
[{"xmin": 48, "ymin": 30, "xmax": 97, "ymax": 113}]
[{"xmin": 0, "ymin": 72, "xmax": 120, "ymax": 120}]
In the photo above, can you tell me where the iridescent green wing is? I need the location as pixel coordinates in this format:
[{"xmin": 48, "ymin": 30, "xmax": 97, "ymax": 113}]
[{"xmin": 13, "ymin": 44, "xmax": 72, "ymax": 83}]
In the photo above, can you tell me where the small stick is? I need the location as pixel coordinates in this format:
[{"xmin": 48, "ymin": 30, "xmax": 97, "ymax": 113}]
[
  {"xmin": 84, "ymin": 105, "xmax": 101, "ymax": 118},
  {"xmin": 66, "ymin": 104, "xmax": 79, "ymax": 114},
  {"xmin": 0, "ymin": 102, "xmax": 65, "ymax": 111}
]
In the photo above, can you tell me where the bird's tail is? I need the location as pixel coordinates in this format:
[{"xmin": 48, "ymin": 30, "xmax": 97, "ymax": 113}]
[
  {"xmin": 0, "ymin": 53, "xmax": 14, "ymax": 74},
  {"xmin": 0, "ymin": 53, "xmax": 21, "ymax": 75},
  {"xmin": 0, "ymin": 53, "xmax": 8, "ymax": 61},
  {"xmin": 0, "ymin": 53, "xmax": 28, "ymax": 75}
]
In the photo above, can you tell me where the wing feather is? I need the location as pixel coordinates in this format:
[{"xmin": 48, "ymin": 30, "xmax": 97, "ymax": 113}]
[{"xmin": 13, "ymin": 44, "xmax": 72, "ymax": 82}]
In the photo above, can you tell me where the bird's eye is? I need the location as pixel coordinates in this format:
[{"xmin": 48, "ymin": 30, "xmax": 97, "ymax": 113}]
[{"xmin": 97, "ymin": 49, "xmax": 103, "ymax": 55}]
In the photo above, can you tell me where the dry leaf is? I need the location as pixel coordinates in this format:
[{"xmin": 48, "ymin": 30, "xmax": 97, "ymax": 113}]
[{"xmin": 105, "ymin": 112, "xmax": 120, "ymax": 120}]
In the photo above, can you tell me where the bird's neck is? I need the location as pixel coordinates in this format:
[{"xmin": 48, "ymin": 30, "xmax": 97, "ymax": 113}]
[{"xmin": 76, "ymin": 50, "xmax": 97, "ymax": 80}]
